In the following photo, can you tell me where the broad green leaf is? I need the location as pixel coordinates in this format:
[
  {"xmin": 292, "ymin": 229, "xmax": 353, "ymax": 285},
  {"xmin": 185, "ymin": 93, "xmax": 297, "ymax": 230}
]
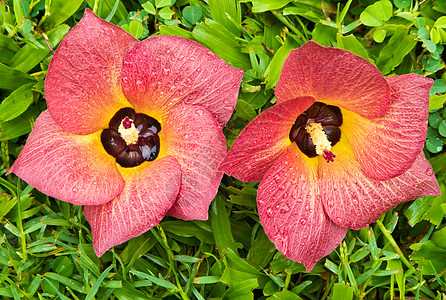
[
  {"xmin": 373, "ymin": 28, "xmax": 387, "ymax": 43},
  {"xmin": 211, "ymin": 197, "xmax": 242, "ymax": 255},
  {"xmin": 208, "ymin": 0, "xmax": 241, "ymax": 36},
  {"xmin": 0, "ymin": 36, "xmax": 19, "ymax": 64},
  {"xmin": 405, "ymin": 185, "xmax": 446, "ymax": 226},
  {"xmin": 360, "ymin": 0, "xmax": 393, "ymax": 27},
  {"xmin": 8, "ymin": 24, "xmax": 69, "ymax": 73},
  {"xmin": 265, "ymin": 34, "xmax": 299, "ymax": 90},
  {"xmin": 44, "ymin": 272, "xmax": 85, "ymax": 293},
  {"xmin": 0, "ymin": 105, "xmax": 40, "ymax": 141},
  {"xmin": 0, "ymin": 63, "xmax": 34, "ymax": 89},
  {"xmin": 435, "ymin": 16, "xmax": 446, "ymax": 28},
  {"xmin": 251, "ymin": 0, "xmax": 292, "ymax": 13},
  {"xmin": 155, "ymin": 0, "xmax": 174, "ymax": 8},
  {"xmin": 44, "ymin": 0, "xmax": 83, "ymax": 29},
  {"xmin": 376, "ymin": 26, "xmax": 416, "ymax": 74},
  {"xmin": 162, "ymin": 220, "xmax": 214, "ymax": 244},
  {"xmin": 52, "ymin": 257, "xmax": 74, "ymax": 277},
  {"xmin": 159, "ymin": 24, "xmax": 194, "ymax": 39},
  {"xmin": 142, "ymin": 1, "xmax": 156, "ymax": 15},
  {"xmin": 193, "ymin": 20, "xmax": 250, "ymax": 67},
  {"xmin": 331, "ymin": 283, "xmax": 354, "ymax": 300},
  {"xmin": 312, "ymin": 22, "xmax": 337, "ymax": 46},
  {"xmin": 246, "ymin": 228, "xmax": 275, "ymax": 269},
  {"xmin": 429, "ymin": 111, "xmax": 442, "ymax": 128},
  {"xmin": 268, "ymin": 290, "xmax": 301, "ymax": 299},
  {"xmin": 235, "ymin": 99, "xmax": 257, "ymax": 122},
  {"xmin": 182, "ymin": 6, "xmax": 202, "ymax": 27},
  {"xmin": 0, "ymin": 194, "xmax": 17, "ymax": 219},
  {"xmin": 0, "ymin": 83, "xmax": 34, "ymax": 122},
  {"xmin": 337, "ymin": 34, "xmax": 371, "ymax": 62},
  {"xmin": 129, "ymin": 20, "xmax": 144, "ymax": 38},
  {"xmin": 411, "ymin": 239, "xmax": 446, "ymax": 275},
  {"xmin": 222, "ymin": 278, "xmax": 258, "ymax": 300},
  {"xmin": 394, "ymin": 0, "xmax": 410, "ymax": 8},
  {"xmin": 438, "ymin": 120, "xmax": 446, "ymax": 137},
  {"xmin": 159, "ymin": 7, "xmax": 174, "ymax": 19},
  {"xmin": 282, "ymin": 5, "xmax": 324, "ymax": 23}
]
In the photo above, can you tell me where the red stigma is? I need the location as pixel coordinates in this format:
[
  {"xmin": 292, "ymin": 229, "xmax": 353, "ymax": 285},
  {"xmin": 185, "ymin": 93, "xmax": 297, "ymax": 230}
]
[
  {"xmin": 122, "ymin": 117, "xmax": 133, "ymax": 129},
  {"xmin": 323, "ymin": 149, "xmax": 335, "ymax": 163}
]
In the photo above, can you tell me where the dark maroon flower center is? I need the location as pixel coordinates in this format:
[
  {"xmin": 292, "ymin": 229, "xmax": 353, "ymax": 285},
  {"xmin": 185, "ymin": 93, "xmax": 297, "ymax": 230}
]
[
  {"xmin": 289, "ymin": 102, "xmax": 343, "ymax": 159},
  {"xmin": 101, "ymin": 107, "xmax": 161, "ymax": 168}
]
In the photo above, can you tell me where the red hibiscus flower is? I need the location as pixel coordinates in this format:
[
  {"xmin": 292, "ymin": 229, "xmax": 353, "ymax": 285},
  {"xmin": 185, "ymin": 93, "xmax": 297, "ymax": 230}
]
[
  {"xmin": 8, "ymin": 9, "xmax": 243, "ymax": 257},
  {"xmin": 220, "ymin": 41, "xmax": 440, "ymax": 271}
]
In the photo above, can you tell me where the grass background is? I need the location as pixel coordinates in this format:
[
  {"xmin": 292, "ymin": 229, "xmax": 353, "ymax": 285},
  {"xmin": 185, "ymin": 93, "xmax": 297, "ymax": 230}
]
[{"xmin": 1, "ymin": 0, "xmax": 446, "ymax": 299}]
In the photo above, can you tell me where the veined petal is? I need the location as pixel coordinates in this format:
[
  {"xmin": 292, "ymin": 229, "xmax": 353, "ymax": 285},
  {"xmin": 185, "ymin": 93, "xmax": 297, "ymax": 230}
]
[
  {"xmin": 220, "ymin": 97, "xmax": 315, "ymax": 182},
  {"xmin": 319, "ymin": 137, "xmax": 440, "ymax": 230},
  {"xmin": 121, "ymin": 35, "xmax": 244, "ymax": 126},
  {"xmin": 342, "ymin": 74, "xmax": 432, "ymax": 181},
  {"xmin": 257, "ymin": 147, "xmax": 347, "ymax": 272},
  {"xmin": 161, "ymin": 103, "xmax": 226, "ymax": 220},
  {"xmin": 8, "ymin": 111, "xmax": 124, "ymax": 205},
  {"xmin": 45, "ymin": 9, "xmax": 138, "ymax": 135},
  {"xmin": 275, "ymin": 41, "xmax": 390, "ymax": 119},
  {"xmin": 83, "ymin": 156, "xmax": 181, "ymax": 257}
]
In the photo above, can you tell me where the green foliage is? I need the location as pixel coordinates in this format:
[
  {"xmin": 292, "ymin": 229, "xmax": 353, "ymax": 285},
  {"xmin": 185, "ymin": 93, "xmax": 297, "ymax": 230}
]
[{"xmin": 1, "ymin": 0, "xmax": 446, "ymax": 299}]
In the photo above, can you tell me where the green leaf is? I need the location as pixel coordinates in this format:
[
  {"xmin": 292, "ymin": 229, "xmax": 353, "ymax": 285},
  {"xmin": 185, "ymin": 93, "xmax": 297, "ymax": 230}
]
[
  {"xmin": 265, "ymin": 34, "xmax": 300, "ymax": 90},
  {"xmin": 283, "ymin": 6, "xmax": 325, "ymax": 23},
  {"xmin": 0, "ymin": 63, "xmax": 34, "ymax": 89},
  {"xmin": 158, "ymin": 7, "xmax": 174, "ymax": 19},
  {"xmin": 429, "ymin": 94, "xmax": 446, "ymax": 111},
  {"xmin": 394, "ymin": 0, "xmax": 410, "ymax": 9},
  {"xmin": 251, "ymin": 0, "xmax": 292, "ymax": 13},
  {"xmin": 182, "ymin": 6, "xmax": 202, "ymax": 26},
  {"xmin": 208, "ymin": 0, "xmax": 241, "ymax": 36},
  {"xmin": 337, "ymin": 34, "xmax": 371, "ymax": 62},
  {"xmin": 435, "ymin": 16, "xmax": 446, "ymax": 28},
  {"xmin": 438, "ymin": 120, "xmax": 446, "ymax": 137},
  {"xmin": 129, "ymin": 20, "xmax": 144, "ymax": 39},
  {"xmin": 0, "ymin": 83, "xmax": 34, "ymax": 123},
  {"xmin": 0, "ymin": 105, "xmax": 40, "ymax": 141},
  {"xmin": 235, "ymin": 99, "xmax": 257, "ymax": 122},
  {"xmin": 0, "ymin": 36, "xmax": 19, "ymax": 65},
  {"xmin": 360, "ymin": 0, "xmax": 393, "ymax": 27},
  {"xmin": 373, "ymin": 28, "xmax": 387, "ymax": 43},
  {"xmin": 130, "ymin": 270, "xmax": 177, "ymax": 290},
  {"xmin": 429, "ymin": 112, "xmax": 442, "ymax": 128},
  {"xmin": 331, "ymin": 283, "xmax": 354, "ymax": 300},
  {"xmin": 193, "ymin": 19, "xmax": 250, "ymax": 68},
  {"xmin": 211, "ymin": 197, "xmax": 242, "ymax": 255},
  {"xmin": 159, "ymin": 24, "xmax": 193, "ymax": 39},
  {"xmin": 376, "ymin": 26, "xmax": 417, "ymax": 74},
  {"xmin": 405, "ymin": 187, "xmax": 446, "ymax": 226},
  {"xmin": 52, "ymin": 257, "xmax": 74, "ymax": 277},
  {"xmin": 44, "ymin": 272, "xmax": 85, "ymax": 293},
  {"xmin": 155, "ymin": 0, "xmax": 174, "ymax": 8},
  {"xmin": 44, "ymin": 0, "xmax": 83, "ymax": 29},
  {"xmin": 268, "ymin": 290, "xmax": 301, "ymax": 299},
  {"xmin": 426, "ymin": 138, "xmax": 443, "ymax": 153},
  {"xmin": 222, "ymin": 278, "xmax": 258, "ymax": 300},
  {"xmin": 162, "ymin": 220, "xmax": 214, "ymax": 244},
  {"xmin": 142, "ymin": 1, "xmax": 156, "ymax": 15}
]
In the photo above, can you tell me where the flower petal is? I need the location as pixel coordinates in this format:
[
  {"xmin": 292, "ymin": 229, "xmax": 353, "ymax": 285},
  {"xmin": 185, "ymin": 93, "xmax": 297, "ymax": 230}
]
[
  {"xmin": 319, "ymin": 137, "xmax": 440, "ymax": 230},
  {"xmin": 275, "ymin": 41, "xmax": 390, "ymax": 119},
  {"xmin": 45, "ymin": 9, "xmax": 138, "ymax": 135},
  {"xmin": 220, "ymin": 97, "xmax": 315, "ymax": 182},
  {"xmin": 161, "ymin": 103, "xmax": 226, "ymax": 220},
  {"xmin": 8, "ymin": 111, "xmax": 124, "ymax": 205},
  {"xmin": 257, "ymin": 147, "xmax": 347, "ymax": 272},
  {"xmin": 83, "ymin": 156, "xmax": 181, "ymax": 257},
  {"xmin": 120, "ymin": 35, "xmax": 243, "ymax": 126},
  {"xmin": 342, "ymin": 73, "xmax": 433, "ymax": 181}
]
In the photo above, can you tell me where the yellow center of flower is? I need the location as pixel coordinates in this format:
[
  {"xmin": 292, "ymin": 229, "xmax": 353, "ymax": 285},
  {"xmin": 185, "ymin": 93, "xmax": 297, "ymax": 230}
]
[
  {"xmin": 118, "ymin": 118, "xmax": 139, "ymax": 145},
  {"xmin": 305, "ymin": 122, "xmax": 336, "ymax": 162}
]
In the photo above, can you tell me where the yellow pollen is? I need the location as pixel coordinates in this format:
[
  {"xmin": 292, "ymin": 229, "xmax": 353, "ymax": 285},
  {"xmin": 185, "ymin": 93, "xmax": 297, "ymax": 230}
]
[
  {"xmin": 118, "ymin": 121, "xmax": 139, "ymax": 145},
  {"xmin": 305, "ymin": 122, "xmax": 331, "ymax": 156}
]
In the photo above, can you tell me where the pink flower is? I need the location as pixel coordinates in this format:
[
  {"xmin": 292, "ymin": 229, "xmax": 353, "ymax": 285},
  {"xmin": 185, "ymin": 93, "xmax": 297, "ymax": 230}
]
[
  {"xmin": 220, "ymin": 41, "xmax": 440, "ymax": 271},
  {"xmin": 8, "ymin": 9, "xmax": 243, "ymax": 257}
]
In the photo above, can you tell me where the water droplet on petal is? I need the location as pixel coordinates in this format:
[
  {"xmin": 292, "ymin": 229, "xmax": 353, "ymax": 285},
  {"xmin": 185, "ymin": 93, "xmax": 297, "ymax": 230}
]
[
  {"xmin": 299, "ymin": 218, "xmax": 307, "ymax": 225},
  {"xmin": 426, "ymin": 168, "xmax": 434, "ymax": 176},
  {"xmin": 280, "ymin": 204, "xmax": 290, "ymax": 214},
  {"xmin": 327, "ymin": 199, "xmax": 334, "ymax": 208},
  {"xmin": 336, "ymin": 217, "xmax": 342, "ymax": 223},
  {"xmin": 72, "ymin": 187, "xmax": 78, "ymax": 193},
  {"xmin": 266, "ymin": 208, "xmax": 273, "ymax": 217},
  {"xmin": 297, "ymin": 198, "xmax": 303, "ymax": 203},
  {"xmin": 352, "ymin": 199, "xmax": 359, "ymax": 205}
]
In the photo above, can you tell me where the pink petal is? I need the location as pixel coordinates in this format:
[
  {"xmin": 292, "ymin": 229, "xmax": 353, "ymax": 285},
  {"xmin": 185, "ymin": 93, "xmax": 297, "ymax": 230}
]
[
  {"xmin": 8, "ymin": 111, "xmax": 124, "ymax": 205},
  {"xmin": 83, "ymin": 156, "xmax": 181, "ymax": 257},
  {"xmin": 120, "ymin": 35, "xmax": 243, "ymax": 127},
  {"xmin": 45, "ymin": 9, "xmax": 138, "ymax": 135},
  {"xmin": 161, "ymin": 103, "xmax": 226, "ymax": 220},
  {"xmin": 342, "ymin": 74, "xmax": 433, "ymax": 181},
  {"xmin": 319, "ymin": 142, "xmax": 440, "ymax": 230},
  {"xmin": 220, "ymin": 97, "xmax": 315, "ymax": 182},
  {"xmin": 275, "ymin": 41, "xmax": 391, "ymax": 119},
  {"xmin": 257, "ymin": 147, "xmax": 348, "ymax": 272}
]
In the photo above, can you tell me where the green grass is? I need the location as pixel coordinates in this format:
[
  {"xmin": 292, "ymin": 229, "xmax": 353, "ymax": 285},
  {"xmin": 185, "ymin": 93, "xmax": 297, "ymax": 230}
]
[{"xmin": 1, "ymin": 0, "xmax": 446, "ymax": 299}]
